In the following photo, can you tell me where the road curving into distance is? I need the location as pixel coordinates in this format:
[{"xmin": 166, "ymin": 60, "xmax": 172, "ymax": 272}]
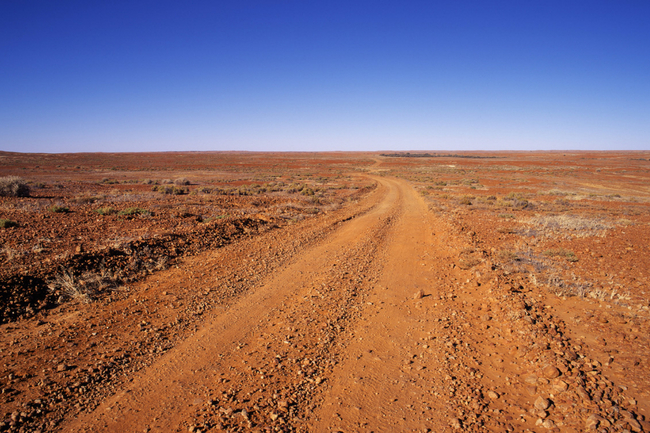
[{"xmin": 64, "ymin": 176, "xmax": 644, "ymax": 432}]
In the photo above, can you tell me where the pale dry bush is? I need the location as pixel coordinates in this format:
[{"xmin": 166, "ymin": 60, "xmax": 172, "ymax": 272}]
[
  {"xmin": 524, "ymin": 214, "xmax": 611, "ymax": 238},
  {"xmin": 48, "ymin": 267, "xmax": 118, "ymax": 303},
  {"xmin": 0, "ymin": 176, "xmax": 30, "ymax": 197}
]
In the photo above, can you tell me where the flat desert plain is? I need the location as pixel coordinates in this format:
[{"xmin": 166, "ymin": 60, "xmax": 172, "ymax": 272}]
[{"xmin": 1, "ymin": 151, "xmax": 649, "ymax": 432}]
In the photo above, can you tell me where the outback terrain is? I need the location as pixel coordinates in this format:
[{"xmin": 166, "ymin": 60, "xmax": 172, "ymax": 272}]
[{"xmin": 1, "ymin": 150, "xmax": 649, "ymax": 432}]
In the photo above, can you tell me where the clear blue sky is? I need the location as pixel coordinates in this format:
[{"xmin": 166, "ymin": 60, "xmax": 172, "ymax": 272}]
[{"xmin": 1, "ymin": 1, "xmax": 649, "ymax": 152}]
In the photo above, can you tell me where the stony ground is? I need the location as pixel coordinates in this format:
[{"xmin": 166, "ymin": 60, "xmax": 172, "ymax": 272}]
[{"xmin": 1, "ymin": 151, "xmax": 649, "ymax": 432}]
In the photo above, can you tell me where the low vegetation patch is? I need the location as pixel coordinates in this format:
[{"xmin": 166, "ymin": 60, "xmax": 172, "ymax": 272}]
[
  {"xmin": 118, "ymin": 207, "xmax": 150, "ymax": 216},
  {"xmin": 497, "ymin": 250, "xmax": 519, "ymax": 262},
  {"xmin": 153, "ymin": 185, "xmax": 187, "ymax": 195},
  {"xmin": 459, "ymin": 195, "xmax": 475, "ymax": 205},
  {"xmin": 0, "ymin": 218, "xmax": 18, "ymax": 228},
  {"xmin": 0, "ymin": 176, "xmax": 30, "ymax": 197},
  {"xmin": 525, "ymin": 214, "xmax": 611, "ymax": 238},
  {"xmin": 95, "ymin": 207, "xmax": 116, "ymax": 215},
  {"xmin": 204, "ymin": 215, "xmax": 229, "ymax": 223},
  {"xmin": 543, "ymin": 248, "xmax": 578, "ymax": 262},
  {"xmin": 47, "ymin": 267, "xmax": 120, "ymax": 303}
]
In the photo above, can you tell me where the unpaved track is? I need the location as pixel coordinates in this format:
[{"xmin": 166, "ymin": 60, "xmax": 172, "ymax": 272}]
[
  {"xmin": 61, "ymin": 176, "xmax": 647, "ymax": 433},
  {"xmin": 65, "ymin": 177, "xmax": 400, "ymax": 432},
  {"xmin": 66, "ymin": 176, "xmax": 470, "ymax": 432}
]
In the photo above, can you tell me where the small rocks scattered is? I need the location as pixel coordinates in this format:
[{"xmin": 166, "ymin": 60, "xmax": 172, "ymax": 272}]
[
  {"xmin": 449, "ymin": 417, "xmax": 462, "ymax": 429},
  {"xmin": 550, "ymin": 379, "xmax": 567, "ymax": 394},
  {"xmin": 534, "ymin": 396, "xmax": 551, "ymax": 411},
  {"xmin": 586, "ymin": 413, "xmax": 604, "ymax": 429},
  {"xmin": 542, "ymin": 365, "xmax": 560, "ymax": 379}
]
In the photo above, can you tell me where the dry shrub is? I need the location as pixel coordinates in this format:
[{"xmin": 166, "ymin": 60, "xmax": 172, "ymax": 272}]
[
  {"xmin": 459, "ymin": 196, "xmax": 473, "ymax": 205},
  {"xmin": 49, "ymin": 204, "xmax": 70, "ymax": 213},
  {"xmin": 47, "ymin": 267, "xmax": 117, "ymax": 303},
  {"xmin": 525, "ymin": 214, "xmax": 611, "ymax": 238},
  {"xmin": 458, "ymin": 257, "xmax": 481, "ymax": 270},
  {"xmin": 95, "ymin": 207, "xmax": 116, "ymax": 215},
  {"xmin": 497, "ymin": 250, "xmax": 518, "ymax": 262},
  {"xmin": 543, "ymin": 248, "xmax": 578, "ymax": 262},
  {"xmin": 0, "ymin": 176, "xmax": 30, "ymax": 197}
]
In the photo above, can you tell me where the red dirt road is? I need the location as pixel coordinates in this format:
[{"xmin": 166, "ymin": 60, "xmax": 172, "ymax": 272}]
[
  {"xmin": 57, "ymin": 176, "xmax": 644, "ymax": 432},
  {"xmin": 2, "ymin": 153, "xmax": 648, "ymax": 433}
]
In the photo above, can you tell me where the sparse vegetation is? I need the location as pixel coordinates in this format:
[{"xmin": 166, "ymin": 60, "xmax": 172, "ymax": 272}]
[
  {"xmin": 525, "ymin": 214, "xmax": 611, "ymax": 238},
  {"xmin": 497, "ymin": 250, "xmax": 518, "ymax": 262},
  {"xmin": 0, "ymin": 218, "xmax": 18, "ymax": 228},
  {"xmin": 204, "ymin": 215, "xmax": 229, "ymax": 223},
  {"xmin": 47, "ymin": 267, "xmax": 118, "ymax": 303},
  {"xmin": 0, "ymin": 176, "xmax": 30, "ymax": 197},
  {"xmin": 543, "ymin": 248, "xmax": 578, "ymax": 262},
  {"xmin": 0, "ymin": 151, "xmax": 648, "ymax": 433},
  {"xmin": 459, "ymin": 195, "xmax": 474, "ymax": 205},
  {"xmin": 153, "ymin": 185, "xmax": 187, "ymax": 195}
]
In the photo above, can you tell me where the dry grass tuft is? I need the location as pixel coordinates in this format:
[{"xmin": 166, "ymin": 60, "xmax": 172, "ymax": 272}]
[
  {"xmin": 543, "ymin": 248, "xmax": 579, "ymax": 262},
  {"xmin": 48, "ymin": 266, "xmax": 120, "ymax": 303},
  {"xmin": 524, "ymin": 214, "xmax": 611, "ymax": 238},
  {"xmin": 0, "ymin": 176, "xmax": 30, "ymax": 197}
]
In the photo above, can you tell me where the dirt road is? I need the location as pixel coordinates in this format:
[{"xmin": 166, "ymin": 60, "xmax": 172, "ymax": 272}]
[
  {"xmin": 60, "ymin": 176, "xmax": 468, "ymax": 432},
  {"xmin": 6, "ymin": 174, "xmax": 645, "ymax": 432}
]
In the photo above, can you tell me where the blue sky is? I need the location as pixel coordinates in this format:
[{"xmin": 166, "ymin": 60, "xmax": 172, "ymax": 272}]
[{"xmin": 1, "ymin": 1, "xmax": 649, "ymax": 152}]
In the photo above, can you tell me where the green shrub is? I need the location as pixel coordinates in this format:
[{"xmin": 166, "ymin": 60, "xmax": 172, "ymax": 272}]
[
  {"xmin": 118, "ymin": 207, "xmax": 150, "ymax": 216},
  {"xmin": 204, "ymin": 215, "xmax": 229, "ymax": 223},
  {"xmin": 0, "ymin": 218, "xmax": 18, "ymax": 228},
  {"xmin": 0, "ymin": 176, "xmax": 30, "ymax": 197},
  {"xmin": 49, "ymin": 205, "xmax": 70, "ymax": 213}
]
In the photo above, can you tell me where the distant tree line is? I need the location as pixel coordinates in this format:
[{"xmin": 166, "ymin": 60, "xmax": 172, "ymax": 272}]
[{"xmin": 380, "ymin": 152, "xmax": 501, "ymax": 159}]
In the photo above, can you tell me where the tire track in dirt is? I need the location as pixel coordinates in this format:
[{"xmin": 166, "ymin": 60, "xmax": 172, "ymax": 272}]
[
  {"xmin": 63, "ymin": 177, "xmax": 400, "ymax": 432},
  {"xmin": 0, "ymin": 179, "xmax": 380, "ymax": 433},
  {"xmin": 58, "ymin": 175, "xmax": 648, "ymax": 433}
]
